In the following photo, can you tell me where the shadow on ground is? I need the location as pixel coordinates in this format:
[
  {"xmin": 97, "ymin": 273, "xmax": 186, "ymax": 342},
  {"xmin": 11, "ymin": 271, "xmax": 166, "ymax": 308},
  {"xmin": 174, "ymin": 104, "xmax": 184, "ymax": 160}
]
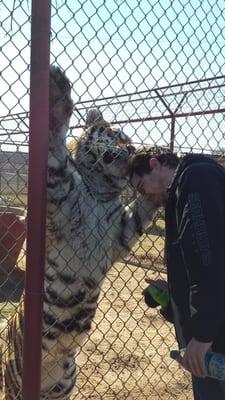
[{"xmin": 0, "ymin": 268, "xmax": 24, "ymax": 302}]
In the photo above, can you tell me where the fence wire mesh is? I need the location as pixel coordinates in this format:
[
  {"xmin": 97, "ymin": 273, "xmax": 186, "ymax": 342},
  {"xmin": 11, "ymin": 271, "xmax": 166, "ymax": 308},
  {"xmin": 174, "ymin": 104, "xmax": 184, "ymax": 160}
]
[{"xmin": 0, "ymin": 0, "xmax": 225, "ymax": 399}]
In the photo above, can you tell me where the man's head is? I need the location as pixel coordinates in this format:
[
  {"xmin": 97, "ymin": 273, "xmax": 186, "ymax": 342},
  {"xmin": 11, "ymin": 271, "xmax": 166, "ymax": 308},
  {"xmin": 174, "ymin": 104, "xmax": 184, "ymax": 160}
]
[{"xmin": 128, "ymin": 146, "xmax": 179, "ymax": 206}]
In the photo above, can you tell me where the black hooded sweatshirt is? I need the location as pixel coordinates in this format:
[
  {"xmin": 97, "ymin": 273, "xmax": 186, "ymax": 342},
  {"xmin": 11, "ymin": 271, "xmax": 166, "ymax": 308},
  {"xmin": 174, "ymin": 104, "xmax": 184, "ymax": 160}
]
[{"xmin": 165, "ymin": 153, "xmax": 225, "ymax": 354}]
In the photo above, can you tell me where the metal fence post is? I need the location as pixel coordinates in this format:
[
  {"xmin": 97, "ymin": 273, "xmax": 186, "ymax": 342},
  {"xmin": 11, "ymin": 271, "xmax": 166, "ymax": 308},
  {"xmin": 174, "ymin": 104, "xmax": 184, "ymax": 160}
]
[{"xmin": 22, "ymin": 0, "xmax": 51, "ymax": 399}]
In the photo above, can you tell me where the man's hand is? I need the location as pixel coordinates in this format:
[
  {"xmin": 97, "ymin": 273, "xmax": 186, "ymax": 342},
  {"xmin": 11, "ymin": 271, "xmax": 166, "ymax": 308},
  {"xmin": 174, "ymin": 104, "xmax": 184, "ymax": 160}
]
[{"xmin": 177, "ymin": 338, "xmax": 212, "ymax": 378}]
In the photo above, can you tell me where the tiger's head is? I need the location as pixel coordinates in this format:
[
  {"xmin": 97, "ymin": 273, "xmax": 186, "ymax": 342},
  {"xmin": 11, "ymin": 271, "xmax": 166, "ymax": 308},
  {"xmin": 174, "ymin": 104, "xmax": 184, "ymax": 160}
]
[{"xmin": 73, "ymin": 109, "xmax": 135, "ymax": 192}]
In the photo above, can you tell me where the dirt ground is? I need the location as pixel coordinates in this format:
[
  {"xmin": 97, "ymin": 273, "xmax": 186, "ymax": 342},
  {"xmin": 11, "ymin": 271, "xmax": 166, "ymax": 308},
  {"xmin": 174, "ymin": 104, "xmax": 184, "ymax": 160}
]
[
  {"xmin": 73, "ymin": 262, "xmax": 192, "ymax": 400},
  {"xmin": 0, "ymin": 236, "xmax": 193, "ymax": 399}
]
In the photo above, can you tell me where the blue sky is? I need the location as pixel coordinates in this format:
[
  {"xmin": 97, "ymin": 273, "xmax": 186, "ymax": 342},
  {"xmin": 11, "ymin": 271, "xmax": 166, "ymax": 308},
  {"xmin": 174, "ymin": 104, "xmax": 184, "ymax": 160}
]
[
  {"xmin": 51, "ymin": 0, "xmax": 225, "ymax": 95},
  {"xmin": 0, "ymin": 0, "xmax": 225, "ymax": 152}
]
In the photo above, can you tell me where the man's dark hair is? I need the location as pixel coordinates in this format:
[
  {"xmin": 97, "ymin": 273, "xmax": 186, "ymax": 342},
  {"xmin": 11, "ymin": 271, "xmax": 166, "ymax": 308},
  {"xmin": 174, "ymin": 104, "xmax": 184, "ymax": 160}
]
[{"xmin": 128, "ymin": 145, "xmax": 179, "ymax": 180}]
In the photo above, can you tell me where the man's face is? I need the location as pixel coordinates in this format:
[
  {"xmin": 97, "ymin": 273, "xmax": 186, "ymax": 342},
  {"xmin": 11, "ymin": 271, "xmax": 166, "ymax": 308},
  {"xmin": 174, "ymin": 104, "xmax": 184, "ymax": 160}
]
[{"xmin": 131, "ymin": 159, "xmax": 168, "ymax": 207}]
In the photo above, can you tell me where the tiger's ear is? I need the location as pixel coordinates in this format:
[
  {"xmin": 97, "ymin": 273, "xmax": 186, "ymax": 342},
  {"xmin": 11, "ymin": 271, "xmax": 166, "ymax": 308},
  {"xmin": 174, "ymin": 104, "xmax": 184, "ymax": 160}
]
[{"xmin": 86, "ymin": 108, "xmax": 104, "ymax": 127}]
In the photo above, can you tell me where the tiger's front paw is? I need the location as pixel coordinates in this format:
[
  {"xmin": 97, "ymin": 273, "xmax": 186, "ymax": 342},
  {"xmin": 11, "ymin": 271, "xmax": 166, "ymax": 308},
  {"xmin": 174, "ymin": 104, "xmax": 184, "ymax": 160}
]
[{"xmin": 49, "ymin": 65, "xmax": 73, "ymax": 132}]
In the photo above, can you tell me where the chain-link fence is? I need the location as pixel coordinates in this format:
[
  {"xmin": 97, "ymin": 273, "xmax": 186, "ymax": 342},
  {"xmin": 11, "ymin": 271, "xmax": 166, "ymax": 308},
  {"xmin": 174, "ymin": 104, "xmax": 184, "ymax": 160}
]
[{"xmin": 1, "ymin": 0, "xmax": 225, "ymax": 398}]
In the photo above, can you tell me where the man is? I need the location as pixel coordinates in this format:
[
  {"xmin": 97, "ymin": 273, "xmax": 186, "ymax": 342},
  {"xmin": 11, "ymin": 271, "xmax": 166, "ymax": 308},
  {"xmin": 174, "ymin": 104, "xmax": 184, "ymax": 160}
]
[{"xmin": 128, "ymin": 146, "xmax": 225, "ymax": 399}]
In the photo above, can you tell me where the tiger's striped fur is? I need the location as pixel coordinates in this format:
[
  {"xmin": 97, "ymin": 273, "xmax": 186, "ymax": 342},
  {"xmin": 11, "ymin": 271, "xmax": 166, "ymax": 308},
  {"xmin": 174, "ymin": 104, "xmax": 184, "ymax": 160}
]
[{"xmin": 1, "ymin": 66, "xmax": 157, "ymax": 399}]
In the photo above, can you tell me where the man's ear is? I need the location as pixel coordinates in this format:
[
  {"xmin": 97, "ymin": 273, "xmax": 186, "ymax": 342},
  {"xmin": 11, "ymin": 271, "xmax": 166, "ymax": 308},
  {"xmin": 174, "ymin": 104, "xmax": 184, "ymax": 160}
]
[
  {"xmin": 149, "ymin": 157, "xmax": 161, "ymax": 169},
  {"xmin": 86, "ymin": 108, "xmax": 104, "ymax": 127}
]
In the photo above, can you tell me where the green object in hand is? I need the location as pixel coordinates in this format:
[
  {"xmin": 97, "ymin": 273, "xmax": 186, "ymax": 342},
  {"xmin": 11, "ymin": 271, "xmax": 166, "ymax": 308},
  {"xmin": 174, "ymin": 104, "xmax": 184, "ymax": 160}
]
[
  {"xmin": 170, "ymin": 350, "xmax": 180, "ymax": 360},
  {"xmin": 147, "ymin": 285, "xmax": 169, "ymax": 310}
]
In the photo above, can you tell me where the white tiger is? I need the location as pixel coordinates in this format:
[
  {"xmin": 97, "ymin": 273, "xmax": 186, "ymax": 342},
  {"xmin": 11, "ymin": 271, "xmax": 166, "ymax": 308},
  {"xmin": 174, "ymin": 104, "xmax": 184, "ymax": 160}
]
[{"xmin": 1, "ymin": 66, "xmax": 157, "ymax": 399}]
